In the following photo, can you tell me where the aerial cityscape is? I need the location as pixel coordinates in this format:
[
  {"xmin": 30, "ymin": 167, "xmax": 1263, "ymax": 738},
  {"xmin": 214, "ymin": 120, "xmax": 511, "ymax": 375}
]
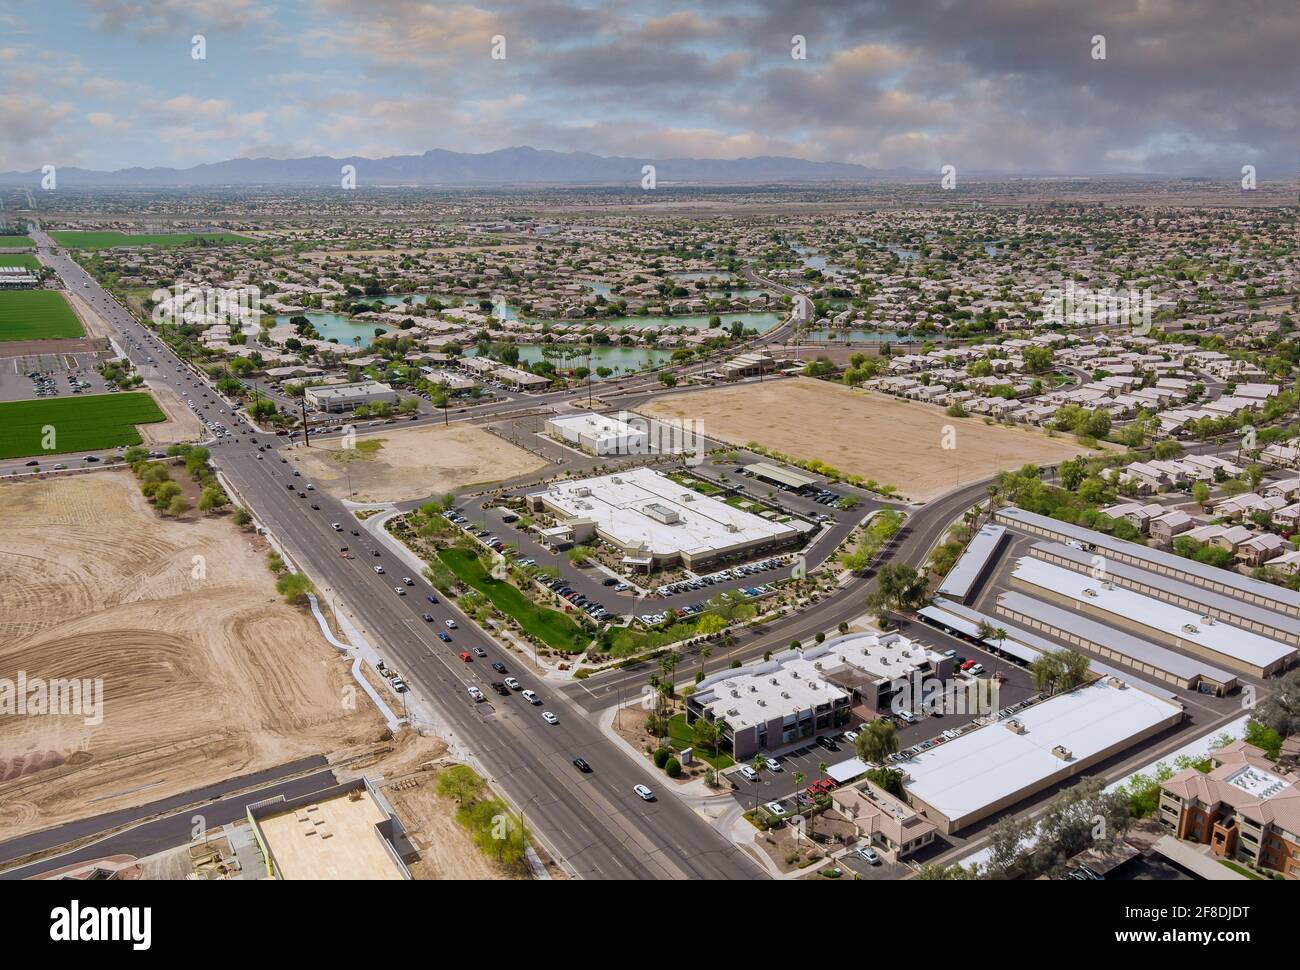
[{"xmin": 0, "ymin": 0, "xmax": 1294, "ymax": 941}]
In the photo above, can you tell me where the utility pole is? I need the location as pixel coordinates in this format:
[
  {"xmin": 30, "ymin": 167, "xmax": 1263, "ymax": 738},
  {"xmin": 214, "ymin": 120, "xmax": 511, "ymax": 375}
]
[{"xmin": 300, "ymin": 395, "xmax": 310, "ymax": 446}]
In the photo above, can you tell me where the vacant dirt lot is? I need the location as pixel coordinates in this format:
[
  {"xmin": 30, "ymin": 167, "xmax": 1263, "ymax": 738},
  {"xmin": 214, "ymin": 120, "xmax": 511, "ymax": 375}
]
[
  {"xmin": 137, "ymin": 382, "xmax": 205, "ymax": 446},
  {"xmin": 642, "ymin": 377, "xmax": 1092, "ymax": 502},
  {"xmin": 0, "ymin": 472, "xmax": 387, "ymax": 841},
  {"xmin": 287, "ymin": 423, "xmax": 547, "ymax": 504}
]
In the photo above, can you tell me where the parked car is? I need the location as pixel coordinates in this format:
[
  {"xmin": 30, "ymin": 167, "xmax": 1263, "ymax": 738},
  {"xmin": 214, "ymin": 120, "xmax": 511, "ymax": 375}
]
[
  {"xmin": 738, "ymin": 765, "xmax": 760, "ymax": 782},
  {"xmin": 764, "ymin": 801, "xmax": 787, "ymax": 817},
  {"xmin": 855, "ymin": 847, "xmax": 882, "ymax": 866}
]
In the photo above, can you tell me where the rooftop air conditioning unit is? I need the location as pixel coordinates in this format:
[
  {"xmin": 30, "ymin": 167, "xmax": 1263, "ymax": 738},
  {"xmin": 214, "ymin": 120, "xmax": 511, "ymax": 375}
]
[
  {"xmin": 1004, "ymin": 719, "xmax": 1025, "ymax": 734},
  {"xmin": 757, "ymin": 699, "xmax": 766, "ymax": 707},
  {"xmin": 780, "ymin": 692, "xmax": 790, "ymax": 700},
  {"xmin": 1107, "ymin": 676, "xmax": 1127, "ymax": 689},
  {"xmin": 1051, "ymin": 745, "xmax": 1073, "ymax": 761},
  {"xmin": 1202, "ymin": 615, "xmax": 1215, "ymax": 625},
  {"xmin": 1082, "ymin": 588, "xmax": 1098, "ymax": 598},
  {"xmin": 1182, "ymin": 623, "xmax": 1199, "ymax": 634}
]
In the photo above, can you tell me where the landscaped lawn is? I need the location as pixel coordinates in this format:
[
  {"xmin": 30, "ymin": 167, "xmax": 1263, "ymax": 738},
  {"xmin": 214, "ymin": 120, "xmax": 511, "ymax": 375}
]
[
  {"xmin": 49, "ymin": 231, "xmax": 253, "ymax": 250},
  {"xmin": 438, "ymin": 546, "xmax": 590, "ymax": 653},
  {"xmin": 0, "ymin": 291, "xmax": 85, "ymax": 341},
  {"xmin": 0, "ymin": 235, "xmax": 35, "ymax": 248},
  {"xmin": 667, "ymin": 713, "xmax": 734, "ymax": 769},
  {"xmin": 1218, "ymin": 860, "xmax": 1262, "ymax": 880},
  {"xmin": 0, "ymin": 393, "xmax": 166, "ymax": 459},
  {"xmin": 0, "ymin": 254, "xmax": 40, "ymax": 269}
]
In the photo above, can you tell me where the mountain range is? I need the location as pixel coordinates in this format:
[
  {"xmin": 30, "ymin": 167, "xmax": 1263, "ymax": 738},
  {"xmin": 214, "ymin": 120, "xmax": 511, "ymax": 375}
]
[{"xmin": 0, "ymin": 147, "xmax": 900, "ymax": 187}]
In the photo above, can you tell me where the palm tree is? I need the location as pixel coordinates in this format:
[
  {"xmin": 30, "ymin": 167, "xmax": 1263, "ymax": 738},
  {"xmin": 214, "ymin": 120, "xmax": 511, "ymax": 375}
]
[
  {"xmin": 698, "ymin": 644, "xmax": 711, "ymax": 679},
  {"xmin": 750, "ymin": 754, "xmax": 766, "ymax": 813}
]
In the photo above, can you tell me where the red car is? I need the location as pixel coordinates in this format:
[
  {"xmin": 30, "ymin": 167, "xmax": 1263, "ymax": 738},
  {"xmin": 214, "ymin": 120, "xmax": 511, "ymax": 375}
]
[
  {"xmin": 960, "ymin": 659, "xmax": 978, "ymax": 671},
  {"xmin": 459, "ymin": 652, "xmax": 472, "ymax": 662}
]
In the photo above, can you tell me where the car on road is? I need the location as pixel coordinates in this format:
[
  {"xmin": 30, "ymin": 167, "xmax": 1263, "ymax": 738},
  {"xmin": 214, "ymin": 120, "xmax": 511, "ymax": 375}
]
[
  {"xmin": 472, "ymin": 646, "xmax": 486, "ymax": 657},
  {"xmin": 373, "ymin": 565, "xmax": 385, "ymax": 574},
  {"xmin": 426, "ymin": 594, "xmax": 438, "ymax": 604},
  {"xmin": 855, "ymin": 847, "xmax": 882, "ymax": 866},
  {"xmin": 491, "ymin": 682, "xmax": 509, "ymax": 696},
  {"xmin": 467, "ymin": 686, "xmax": 485, "ymax": 703},
  {"xmin": 459, "ymin": 651, "xmax": 472, "ymax": 662},
  {"xmin": 332, "ymin": 523, "xmax": 342, "ymax": 531},
  {"xmin": 421, "ymin": 613, "xmax": 433, "ymax": 622},
  {"xmin": 503, "ymin": 677, "xmax": 521, "ymax": 691},
  {"xmin": 310, "ymin": 503, "xmax": 320, "ymax": 510},
  {"xmin": 437, "ymin": 631, "xmax": 451, "ymax": 642},
  {"xmin": 572, "ymin": 757, "xmax": 592, "ymax": 773},
  {"xmin": 402, "ymin": 576, "xmax": 414, "ymax": 586},
  {"xmin": 392, "ymin": 678, "xmax": 408, "ymax": 693},
  {"xmin": 491, "ymin": 661, "xmax": 507, "ymax": 673},
  {"xmin": 445, "ymin": 619, "xmax": 457, "ymax": 629},
  {"xmin": 521, "ymin": 689, "xmax": 541, "ymax": 705},
  {"xmin": 633, "ymin": 784, "xmax": 655, "ymax": 802},
  {"xmin": 541, "ymin": 711, "xmax": 559, "ymax": 725},
  {"xmin": 393, "ymin": 586, "xmax": 405, "ymax": 596}
]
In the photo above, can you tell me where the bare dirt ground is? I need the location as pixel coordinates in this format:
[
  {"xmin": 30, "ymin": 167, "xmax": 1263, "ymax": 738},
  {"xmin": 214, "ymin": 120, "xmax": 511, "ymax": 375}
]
[
  {"xmin": 137, "ymin": 382, "xmax": 206, "ymax": 446},
  {"xmin": 287, "ymin": 423, "xmax": 548, "ymax": 504},
  {"xmin": 63, "ymin": 290, "xmax": 113, "ymax": 340},
  {"xmin": 642, "ymin": 377, "xmax": 1093, "ymax": 502},
  {"xmin": 0, "ymin": 472, "xmax": 389, "ymax": 841}
]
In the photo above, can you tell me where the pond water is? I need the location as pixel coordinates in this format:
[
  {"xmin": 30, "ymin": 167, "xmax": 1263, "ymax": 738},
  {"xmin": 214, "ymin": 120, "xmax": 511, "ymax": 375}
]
[
  {"xmin": 275, "ymin": 312, "xmax": 394, "ymax": 348},
  {"xmin": 465, "ymin": 343, "xmax": 676, "ymax": 376}
]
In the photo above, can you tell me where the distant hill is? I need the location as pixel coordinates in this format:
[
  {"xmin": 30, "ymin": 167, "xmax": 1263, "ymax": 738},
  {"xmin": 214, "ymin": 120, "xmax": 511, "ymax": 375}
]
[{"xmin": 0, "ymin": 147, "xmax": 903, "ymax": 187}]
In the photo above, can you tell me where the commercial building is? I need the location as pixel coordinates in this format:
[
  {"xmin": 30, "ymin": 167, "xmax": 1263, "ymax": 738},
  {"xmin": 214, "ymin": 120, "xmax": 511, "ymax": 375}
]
[
  {"xmin": 1159, "ymin": 740, "xmax": 1300, "ymax": 879},
  {"xmin": 246, "ymin": 778, "xmax": 411, "ymax": 880},
  {"xmin": 831, "ymin": 777, "xmax": 939, "ymax": 862},
  {"xmin": 687, "ymin": 656, "xmax": 850, "ymax": 761},
  {"xmin": 303, "ymin": 380, "xmax": 398, "ymax": 413},
  {"xmin": 1008, "ymin": 556, "xmax": 1296, "ymax": 678},
  {"xmin": 0, "ymin": 266, "xmax": 38, "ymax": 288},
  {"xmin": 900, "ymin": 677, "xmax": 1185, "ymax": 834},
  {"xmin": 545, "ymin": 412, "xmax": 650, "ymax": 455},
  {"xmin": 996, "ymin": 505, "xmax": 1300, "ymax": 617},
  {"xmin": 528, "ymin": 466, "xmax": 802, "ymax": 571}
]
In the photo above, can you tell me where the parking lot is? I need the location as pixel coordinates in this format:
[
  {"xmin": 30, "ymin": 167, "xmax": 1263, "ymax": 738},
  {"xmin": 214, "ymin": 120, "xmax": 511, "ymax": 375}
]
[{"xmin": 0, "ymin": 351, "xmax": 113, "ymax": 401}]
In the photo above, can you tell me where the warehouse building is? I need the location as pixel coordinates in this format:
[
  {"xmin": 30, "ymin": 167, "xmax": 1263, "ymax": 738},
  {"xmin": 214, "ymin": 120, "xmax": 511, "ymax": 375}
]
[
  {"xmin": 545, "ymin": 412, "xmax": 649, "ymax": 455},
  {"xmin": 936, "ymin": 524, "xmax": 1008, "ymax": 603},
  {"xmin": 1008, "ymin": 556, "xmax": 1296, "ymax": 678},
  {"xmin": 1028, "ymin": 540, "xmax": 1300, "ymax": 647},
  {"xmin": 900, "ymin": 677, "xmax": 1185, "ymax": 834},
  {"xmin": 996, "ymin": 505, "xmax": 1300, "ymax": 617}
]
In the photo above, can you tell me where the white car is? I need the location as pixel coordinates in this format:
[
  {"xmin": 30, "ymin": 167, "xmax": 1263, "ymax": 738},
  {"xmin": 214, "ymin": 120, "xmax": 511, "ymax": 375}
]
[
  {"xmin": 763, "ymin": 757, "xmax": 781, "ymax": 772},
  {"xmin": 503, "ymin": 677, "xmax": 521, "ymax": 690},
  {"xmin": 305, "ymin": 483, "xmax": 314, "ymax": 490},
  {"xmin": 522, "ymin": 689, "xmax": 541, "ymax": 705},
  {"xmin": 633, "ymin": 784, "xmax": 655, "ymax": 802},
  {"xmin": 373, "ymin": 565, "xmax": 385, "ymax": 574},
  {"xmin": 764, "ymin": 800, "xmax": 787, "ymax": 817},
  {"xmin": 855, "ymin": 846, "xmax": 882, "ymax": 866},
  {"xmin": 332, "ymin": 523, "xmax": 342, "ymax": 531},
  {"xmin": 445, "ymin": 619, "xmax": 457, "ymax": 629},
  {"xmin": 467, "ymin": 686, "xmax": 485, "ymax": 702},
  {"xmin": 738, "ymin": 765, "xmax": 760, "ymax": 782},
  {"xmin": 541, "ymin": 711, "xmax": 559, "ymax": 725},
  {"xmin": 897, "ymin": 709, "xmax": 917, "ymax": 724},
  {"xmin": 393, "ymin": 586, "xmax": 405, "ymax": 596},
  {"xmin": 969, "ymin": 663, "xmax": 985, "ymax": 675},
  {"xmin": 843, "ymin": 730, "xmax": 859, "ymax": 743}
]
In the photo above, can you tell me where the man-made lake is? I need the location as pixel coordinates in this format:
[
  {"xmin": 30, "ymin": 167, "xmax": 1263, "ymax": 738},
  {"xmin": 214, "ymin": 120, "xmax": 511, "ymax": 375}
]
[
  {"xmin": 466, "ymin": 343, "xmax": 676, "ymax": 376},
  {"xmin": 804, "ymin": 329, "xmax": 919, "ymax": 343},
  {"xmin": 572, "ymin": 311, "xmax": 784, "ymax": 332},
  {"xmin": 275, "ymin": 312, "xmax": 394, "ymax": 347}
]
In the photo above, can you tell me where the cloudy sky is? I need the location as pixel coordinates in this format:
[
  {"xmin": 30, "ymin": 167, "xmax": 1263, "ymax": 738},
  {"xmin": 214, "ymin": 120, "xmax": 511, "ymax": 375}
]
[{"xmin": 3, "ymin": 0, "xmax": 1297, "ymax": 175}]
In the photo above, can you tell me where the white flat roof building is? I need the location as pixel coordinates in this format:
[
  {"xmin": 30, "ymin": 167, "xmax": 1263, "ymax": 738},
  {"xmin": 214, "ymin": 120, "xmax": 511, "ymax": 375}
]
[
  {"xmin": 901, "ymin": 677, "xmax": 1185, "ymax": 833},
  {"xmin": 546, "ymin": 412, "xmax": 650, "ymax": 455},
  {"xmin": 1010, "ymin": 556, "xmax": 1296, "ymax": 677},
  {"xmin": 303, "ymin": 380, "xmax": 398, "ymax": 413},
  {"xmin": 529, "ymin": 465, "xmax": 800, "ymax": 570}
]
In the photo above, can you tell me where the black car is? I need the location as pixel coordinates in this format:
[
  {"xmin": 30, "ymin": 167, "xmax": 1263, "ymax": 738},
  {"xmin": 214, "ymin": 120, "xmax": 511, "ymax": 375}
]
[
  {"xmin": 490, "ymin": 682, "xmax": 510, "ymax": 696},
  {"xmin": 351, "ymin": 529, "xmax": 360, "ymax": 536},
  {"xmin": 816, "ymin": 736, "xmax": 839, "ymax": 752},
  {"xmin": 310, "ymin": 503, "xmax": 320, "ymax": 510},
  {"xmin": 602, "ymin": 577, "xmax": 618, "ymax": 586},
  {"xmin": 426, "ymin": 594, "xmax": 438, "ymax": 604},
  {"xmin": 491, "ymin": 661, "xmax": 507, "ymax": 674},
  {"xmin": 572, "ymin": 757, "xmax": 592, "ymax": 773}
]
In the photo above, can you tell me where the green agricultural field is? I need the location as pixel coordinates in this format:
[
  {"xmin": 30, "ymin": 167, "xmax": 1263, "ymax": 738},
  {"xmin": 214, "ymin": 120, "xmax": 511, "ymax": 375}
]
[
  {"xmin": 0, "ymin": 291, "xmax": 85, "ymax": 341},
  {"xmin": 49, "ymin": 231, "xmax": 252, "ymax": 250},
  {"xmin": 0, "ymin": 393, "xmax": 166, "ymax": 459},
  {"xmin": 437, "ymin": 547, "xmax": 590, "ymax": 653},
  {"xmin": 0, "ymin": 235, "xmax": 35, "ymax": 248},
  {"xmin": 0, "ymin": 254, "xmax": 40, "ymax": 269}
]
